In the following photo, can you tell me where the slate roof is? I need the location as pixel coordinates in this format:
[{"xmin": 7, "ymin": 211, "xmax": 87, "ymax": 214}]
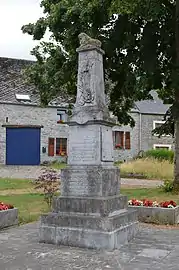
[
  {"xmin": 0, "ymin": 57, "xmax": 39, "ymax": 105},
  {"xmin": 0, "ymin": 57, "xmax": 73, "ymax": 107},
  {"xmin": 134, "ymin": 91, "xmax": 171, "ymax": 115},
  {"xmin": 0, "ymin": 57, "xmax": 170, "ymax": 114}
]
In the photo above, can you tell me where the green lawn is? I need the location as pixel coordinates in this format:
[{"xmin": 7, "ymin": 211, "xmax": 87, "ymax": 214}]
[
  {"xmin": 0, "ymin": 193, "xmax": 48, "ymax": 224},
  {"xmin": 0, "ymin": 178, "xmax": 33, "ymax": 190},
  {"xmin": 0, "ymin": 177, "xmax": 177, "ymax": 225},
  {"xmin": 49, "ymin": 162, "xmax": 66, "ymax": 170},
  {"xmin": 0, "ymin": 179, "xmax": 48, "ymax": 224}
]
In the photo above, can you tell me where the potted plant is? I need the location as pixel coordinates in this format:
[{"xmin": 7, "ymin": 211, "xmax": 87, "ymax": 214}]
[
  {"xmin": 0, "ymin": 202, "xmax": 18, "ymax": 229},
  {"xmin": 128, "ymin": 199, "xmax": 179, "ymax": 225},
  {"xmin": 57, "ymin": 120, "xmax": 64, "ymax": 124},
  {"xmin": 115, "ymin": 144, "xmax": 122, "ymax": 149}
]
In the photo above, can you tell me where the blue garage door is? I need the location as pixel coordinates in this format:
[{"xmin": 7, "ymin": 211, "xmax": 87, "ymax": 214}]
[{"xmin": 6, "ymin": 127, "xmax": 41, "ymax": 165}]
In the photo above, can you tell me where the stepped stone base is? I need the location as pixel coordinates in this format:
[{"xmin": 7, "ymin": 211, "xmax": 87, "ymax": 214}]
[
  {"xmin": 39, "ymin": 194, "xmax": 139, "ymax": 250},
  {"xmin": 39, "ymin": 221, "xmax": 138, "ymax": 250},
  {"xmin": 52, "ymin": 194, "xmax": 128, "ymax": 216}
]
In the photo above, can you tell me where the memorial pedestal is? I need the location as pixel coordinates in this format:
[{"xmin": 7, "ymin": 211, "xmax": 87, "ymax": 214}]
[
  {"xmin": 39, "ymin": 33, "xmax": 138, "ymax": 250},
  {"xmin": 39, "ymin": 122, "xmax": 138, "ymax": 250}
]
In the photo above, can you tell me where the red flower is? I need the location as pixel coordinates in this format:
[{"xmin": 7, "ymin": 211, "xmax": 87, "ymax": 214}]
[
  {"xmin": 129, "ymin": 198, "xmax": 177, "ymax": 208},
  {"xmin": 159, "ymin": 201, "xmax": 177, "ymax": 208},
  {"xmin": 160, "ymin": 202, "xmax": 169, "ymax": 208},
  {"xmin": 169, "ymin": 200, "xmax": 177, "ymax": 207},
  {"xmin": 0, "ymin": 202, "xmax": 14, "ymax": 211},
  {"xmin": 143, "ymin": 199, "xmax": 153, "ymax": 207}
]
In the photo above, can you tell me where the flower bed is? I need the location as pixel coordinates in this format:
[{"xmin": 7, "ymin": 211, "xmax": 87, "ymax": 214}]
[
  {"xmin": 128, "ymin": 199, "xmax": 179, "ymax": 225},
  {"xmin": 128, "ymin": 199, "xmax": 177, "ymax": 208},
  {"xmin": 0, "ymin": 202, "xmax": 18, "ymax": 229},
  {"xmin": 0, "ymin": 202, "xmax": 14, "ymax": 211}
]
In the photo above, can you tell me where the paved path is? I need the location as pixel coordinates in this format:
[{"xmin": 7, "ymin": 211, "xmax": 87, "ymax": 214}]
[
  {"xmin": 121, "ymin": 178, "xmax": 163, "ymax": 188},
  {"xmin": 0, "ymin": 166, "xmax": 163, "ymax": 187},
  {"xmin": 0, "ymin": 165, "xmax": 44, "ymax": 179},
  {"xmin": 0, "ymin": 222, "xmax": 179, "ymax": 269}
]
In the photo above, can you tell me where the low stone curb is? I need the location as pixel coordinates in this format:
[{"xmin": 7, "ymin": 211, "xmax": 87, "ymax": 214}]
[
  {"xmin": 128, "ymin": 205, "xmax": 179, "ymax": 225},
  {"xmin": 0, "ymin": 208, "xmax": 18, "ymax": 229}
]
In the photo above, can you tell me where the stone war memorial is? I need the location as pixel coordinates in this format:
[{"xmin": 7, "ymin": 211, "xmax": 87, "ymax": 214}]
[{"xmin": 39, "ymin": 33, "xmax": 138, "ymax": 250}]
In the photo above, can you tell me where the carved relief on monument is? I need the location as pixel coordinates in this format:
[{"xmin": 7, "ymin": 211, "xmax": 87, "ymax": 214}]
[{"xmin": 76, "ymin": 61, "xmax": 95, "ymax": 106}]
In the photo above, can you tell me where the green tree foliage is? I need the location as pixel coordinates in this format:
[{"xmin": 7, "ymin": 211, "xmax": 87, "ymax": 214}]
[
  {"xmin": 22, "ymin": 0, "xmax": 179, "ymax": 187},
  {"xmin": 23, "ymin": 0, "xmax": 173, "ymax": 126}
]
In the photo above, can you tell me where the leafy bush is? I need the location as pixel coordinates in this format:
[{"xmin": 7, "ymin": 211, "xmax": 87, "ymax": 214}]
[
  {"xmin": 144, "ymin": 149, "xmax": 174, "ymax": 162},
  {"xmin": 34, "ymin": 169, "xmax": 60, "ymax": 208},
  {"xmin": 160, "ymin": 179, "xmax": 174, "ymax": 193}
]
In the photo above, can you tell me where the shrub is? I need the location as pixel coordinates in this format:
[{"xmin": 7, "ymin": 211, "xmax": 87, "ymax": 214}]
[
  {"xmin": 144, "ymin": 149, "xmax": 174, "ymax": 162},
  {"xmin": 160, "ymin": 179, "xmax": 174, "ymax": 193},
  {"xmin": 34, "ymin": 169, "xmax": 60, "ymax": 208}
]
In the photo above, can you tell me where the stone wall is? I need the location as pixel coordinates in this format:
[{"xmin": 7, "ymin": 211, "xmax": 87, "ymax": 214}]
[
  {"xmin": 0, "ymin": 103, "xmax": 69, "ymax": 164},
  {"xmin": 112, "ymin": 112, "xmax": 174, "ymax": 162},
  {"xmin": 140, "ymin": 114, "xmax": 174, "ymax": 151},
  {"xmin": 0, "ymin": 103, "xmax": 174, "ymax": 164}
]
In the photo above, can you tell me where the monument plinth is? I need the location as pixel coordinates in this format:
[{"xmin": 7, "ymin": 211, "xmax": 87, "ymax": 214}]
[{"xmin": 39, "ymin": 33, "xmax": 138, "ymax": 250}]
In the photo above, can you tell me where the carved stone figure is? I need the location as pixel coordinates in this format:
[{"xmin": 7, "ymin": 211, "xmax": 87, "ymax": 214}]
[{"xmin": 78, "ymin": 33, "xmax": 101, "ymax": 48}]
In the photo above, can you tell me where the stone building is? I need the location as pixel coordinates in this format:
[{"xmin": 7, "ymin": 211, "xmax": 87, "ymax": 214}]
[
  {"xmin": 0, "ymin": 57, "xmax": 69, "ymax": 165},
  {"xmin": 0, "ymin": 57, "xmax": 174, "ymax": 165},
  {"xmin": 113, "ymin": 91, "xmax": 174, "ymax": 161}
]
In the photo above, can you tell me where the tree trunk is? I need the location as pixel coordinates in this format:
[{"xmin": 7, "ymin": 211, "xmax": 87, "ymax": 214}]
[
  {"xmin": 173, "ymin": 0, "xmax": 179, "ymax": 190},
  {"xmin": 174, "ymin": 121, "xmax": 179, "ymax": 188}
]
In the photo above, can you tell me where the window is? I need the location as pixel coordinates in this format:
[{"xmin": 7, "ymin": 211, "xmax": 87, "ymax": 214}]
[
  {"xmin": 15, "ymin": 94, "xmax": 31, "ymax": 101},
  {"xmin": 153, "ymin": 144, "xmax": 172, "ymax": 150},
  {"xmin": 113, "ymin": 131, "xmax": 131, "ymax": 150},
  {"xmin": 153, "ymin": 120, "xmax": 170, "ymax": 136},
  {"xmin": 56, "ymin": 138, "xmax": 67, "ymax": 156},
  {"xmin": 57, "ymin": 109, "xmax": 66, "ymax": 123},
  {"xmin": 48, "ymin": 138, "xmax": 54, "ymax": 156},
  {"xmin": 48, "ymin": 138, "xmax": 67, "ymax": 156},
  {"xmin": 113, "ymin": 131, "xmax": 124, "ymax": 149}
]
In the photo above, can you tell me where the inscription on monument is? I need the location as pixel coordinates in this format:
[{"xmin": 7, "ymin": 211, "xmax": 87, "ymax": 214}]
[
  {"xmin": 69, "ymin": 127, "xmax": 100, "ymax": 164},
  {"xmin": 68, "ymin": 174, "xmax": 89, "ymax": 195},
  {"xmin": 67, "ymin": 170, "xmax": 97, "ymax": 196}
]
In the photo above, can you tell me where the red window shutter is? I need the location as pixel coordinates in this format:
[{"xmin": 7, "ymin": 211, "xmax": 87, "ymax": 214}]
[
  {"xmin": 125, "ymin": 132, "xmax": 131, "ymax": 149},
  {"xmin": 120, "ymin": 132, "xmax": 124, "ymax": 148},
  {"xmin": 48, "ymin": 138, "xmax": 54, "ymax": 156}
]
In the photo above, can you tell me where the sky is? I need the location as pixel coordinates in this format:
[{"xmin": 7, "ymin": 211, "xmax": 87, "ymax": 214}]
[{"xmin": 0, "ymin": 0, "xmax": 48, "ymax": 60}]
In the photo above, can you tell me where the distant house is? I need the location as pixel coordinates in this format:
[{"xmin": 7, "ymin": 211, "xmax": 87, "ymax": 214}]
[
  {"xmin": 113, "ymin": 91, "xmax": 174, "ymax": 162},
  {"xmin": 0, "ymin": 57, "xmax": 174, "ymax": 165},
  {"xmin": 0, "ymin": 57, "xmax": 69, "ymax": 165}
]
